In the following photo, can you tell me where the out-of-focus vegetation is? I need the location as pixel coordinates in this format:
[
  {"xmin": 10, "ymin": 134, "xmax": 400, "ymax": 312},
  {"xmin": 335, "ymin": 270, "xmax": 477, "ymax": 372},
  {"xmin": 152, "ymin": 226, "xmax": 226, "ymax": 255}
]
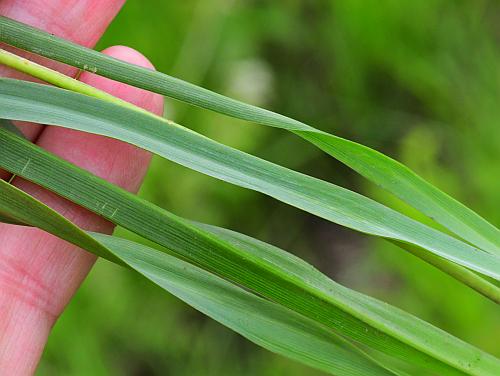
[{"xmin": 38, "ymin": 1, "xmax": 499, "ymax": 375}]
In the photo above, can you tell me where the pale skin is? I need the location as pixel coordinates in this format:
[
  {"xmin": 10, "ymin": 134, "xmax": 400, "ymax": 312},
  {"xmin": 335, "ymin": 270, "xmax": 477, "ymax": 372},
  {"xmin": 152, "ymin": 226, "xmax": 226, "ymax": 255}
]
[{"xmin": 0, "ymin": 1, "xmax": 164, "ymax": 374}]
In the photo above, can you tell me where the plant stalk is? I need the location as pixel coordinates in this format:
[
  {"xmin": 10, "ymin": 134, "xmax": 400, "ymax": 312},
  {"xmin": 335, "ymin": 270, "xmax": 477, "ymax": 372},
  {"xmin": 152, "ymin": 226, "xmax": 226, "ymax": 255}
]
[
  {"xmin": 0, "ymin": 48, "xmax": 159, "ymax": 119},
  {"xmin": 394, "ymin": 241, "xmax": 500, "ymax": 304}
]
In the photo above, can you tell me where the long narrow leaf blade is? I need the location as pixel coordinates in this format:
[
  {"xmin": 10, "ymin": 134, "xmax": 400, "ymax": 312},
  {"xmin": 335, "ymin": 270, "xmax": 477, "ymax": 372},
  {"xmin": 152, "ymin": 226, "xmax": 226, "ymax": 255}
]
[
  {"xmin": 0, "ymin": 80, "xmax": 498, "ymax": 281},
  {"xmin": 0, "ymin": 180, "xmax": 395, "ymax": 376},
  {"xmin": 97, "ymin": 234, "xmax": 397, "ymax": 376},
  {"xmin": 0, "ymin": 15, "xmax": 497, "ymax": 253}
]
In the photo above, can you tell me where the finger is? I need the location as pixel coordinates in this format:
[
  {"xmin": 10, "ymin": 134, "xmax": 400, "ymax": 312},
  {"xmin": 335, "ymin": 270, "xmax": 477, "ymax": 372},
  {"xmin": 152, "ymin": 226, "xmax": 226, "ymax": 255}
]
[
  {"xmin": 0, "ymin": 0, "xmax": 125, "ymax": 179},
  {"xmin": 0, "ymin": 46, "xmax": 163, "ymax": 375},
  {"xmin": 0, "ymin": 0, "xmax": 125, "ymax": 79}
]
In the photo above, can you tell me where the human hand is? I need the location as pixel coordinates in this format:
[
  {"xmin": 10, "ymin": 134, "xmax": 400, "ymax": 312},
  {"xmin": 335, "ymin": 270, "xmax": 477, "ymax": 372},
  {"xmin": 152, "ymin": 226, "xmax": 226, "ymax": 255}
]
[{"xmin": 0, "ymin": 1, "xmax": 164, "ymax": 374}]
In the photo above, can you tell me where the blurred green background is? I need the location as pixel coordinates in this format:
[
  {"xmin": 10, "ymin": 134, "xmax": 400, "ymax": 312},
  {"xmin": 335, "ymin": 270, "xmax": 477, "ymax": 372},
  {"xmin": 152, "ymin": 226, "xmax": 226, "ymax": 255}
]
[{"xmin": 38, "ymin": 1, "xmax": 500, "ymax": 375}]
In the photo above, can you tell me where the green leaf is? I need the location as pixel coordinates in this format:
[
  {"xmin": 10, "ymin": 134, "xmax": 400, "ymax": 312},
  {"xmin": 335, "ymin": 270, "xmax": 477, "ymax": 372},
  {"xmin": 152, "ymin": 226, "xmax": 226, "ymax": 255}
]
[
  {"xmin": 0, "ymin": 118, "xmax": 25, "ymax": 139},
  {"xmin": 1, "ymin": 15, "xmax": 497, "ymax": 254},
  {"xmin": 0, "ymin": 179, "xmax": 396, "ymax": 376},
  {"xmin": 0, "ymin": 128, "xmax": 498, "ymax": 375},
  {"xmin": 96, "ymin": 234, "xmax": 397, "ymax": 376},
  {"xmin": 1, "ymin": 79, "xmax": 499, "ymax": 282},
  {"xmin": 0, "ymin": 171, "xmax": 122, "ymax": 264},
  {"xmin": 0, "ymin": 211, "xmax": 24, "ymax": 225}
]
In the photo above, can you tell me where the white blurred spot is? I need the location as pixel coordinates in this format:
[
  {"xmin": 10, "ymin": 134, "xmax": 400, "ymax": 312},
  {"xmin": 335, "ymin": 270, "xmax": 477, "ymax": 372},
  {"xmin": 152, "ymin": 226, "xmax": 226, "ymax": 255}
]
[{"xmin": 225, "ymin": 59, "xmax": 274, "ymax": 107}]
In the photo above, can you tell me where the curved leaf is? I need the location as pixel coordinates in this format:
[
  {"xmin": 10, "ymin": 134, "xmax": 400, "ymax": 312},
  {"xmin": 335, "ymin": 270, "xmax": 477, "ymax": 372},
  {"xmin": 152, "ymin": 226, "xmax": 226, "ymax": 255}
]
[
  {"xmin": 0, "ymin": 80, "xmax": 498, "ymax": 281},
  {"xmin": 0, "ymin": 179, "xmax": 394, "ymax": 376},
  {"xmin": 0, "ymin": 16, "xmax": 498, "ymax": 254}
]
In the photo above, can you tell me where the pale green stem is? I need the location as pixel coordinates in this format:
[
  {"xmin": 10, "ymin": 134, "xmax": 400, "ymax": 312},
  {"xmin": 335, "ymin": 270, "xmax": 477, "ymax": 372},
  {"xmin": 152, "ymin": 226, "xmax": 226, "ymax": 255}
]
[
  {"xmin": 393, "ymin": 241, "xmax": 500, "ymax": 304},
  {"xmin": 0, "ymin": 48, "xmax": 166, "ymax": 121}
]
